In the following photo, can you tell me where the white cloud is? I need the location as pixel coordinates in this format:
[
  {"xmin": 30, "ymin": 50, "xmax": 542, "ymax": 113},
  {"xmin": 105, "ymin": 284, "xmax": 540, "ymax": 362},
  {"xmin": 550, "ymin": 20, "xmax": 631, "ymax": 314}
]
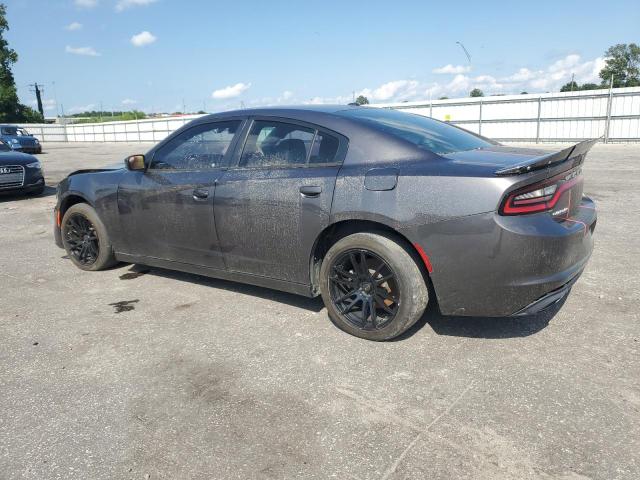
[
  {"xmin": 65, "ymin": 45, "xmax": 100, "ymax": 56},
  {"xmin": 74, "ymin": 0, "xmax": 98, "ymax": 8},
  {"xmin": 68, "ymin": 104, "xmax": 96, "ymax": 114},
  {"xmin": 122, "ymin": 98, "xmax": 137, "ymax": 105},
  {"xmin": 130, "ymin": 31, "xmax": 157, "ymax": 47},
  {"xmin": 352, "ymin": 53, "xmax": 606, "ymax": 104},
  {"xmin": 212, "ymin": 82, "xmax": 251, "ymax": 99},
  {"xmin": 209, "ymin": 54, "xmax": 607, "ymax": 110},
  {"xmin": 433, "ymin": 64, "xmax": 471, "ymax": 74},
  {"xmin": 116, "ymin": 0, "xmax": 157, "ymax": 12},
  {"xmin": 65, "ymin": 22, "xmax": 83, "ymax": 31},
  {"xmin": 358, "ymin": 80, "xmax": 420, "ymax": 102}
]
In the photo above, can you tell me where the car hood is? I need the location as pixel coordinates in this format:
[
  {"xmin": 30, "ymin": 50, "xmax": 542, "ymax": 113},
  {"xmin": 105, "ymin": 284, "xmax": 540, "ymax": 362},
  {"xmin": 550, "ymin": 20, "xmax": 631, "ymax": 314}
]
[
  {"xmin": 0, "ymin": 151, "xmax": 38, "ymax": 165},
  {"xmin": 67, "ymin": 162, "xmax": 123, "ymax": 177}
]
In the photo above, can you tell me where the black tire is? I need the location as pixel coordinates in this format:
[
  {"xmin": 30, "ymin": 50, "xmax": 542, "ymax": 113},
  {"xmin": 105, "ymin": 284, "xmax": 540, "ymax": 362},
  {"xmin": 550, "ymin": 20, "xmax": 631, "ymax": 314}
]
[
  {"xmin": 61, "ymin": 203, "xmax": 117, "ymax": 271},
  {"xmin": 319, "ymin": 232, "xmax": 429, "ymax": 341}
]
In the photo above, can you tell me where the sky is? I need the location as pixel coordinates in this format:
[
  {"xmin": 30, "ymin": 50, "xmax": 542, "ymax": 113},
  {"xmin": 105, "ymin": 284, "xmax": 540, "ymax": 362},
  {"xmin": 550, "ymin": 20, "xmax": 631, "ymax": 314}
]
[{"xmin": 6, "ymin": 0, "xmax": 640, "ymax": 115}]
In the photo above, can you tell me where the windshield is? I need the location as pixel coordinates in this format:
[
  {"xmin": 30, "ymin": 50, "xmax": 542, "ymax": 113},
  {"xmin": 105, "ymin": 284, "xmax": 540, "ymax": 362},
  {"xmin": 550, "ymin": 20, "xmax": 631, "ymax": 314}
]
[
  {"xmin": 0, "ymin": 127, "xmax": 29, "ymax": 136},
  {"xmin": 1, "ymin": 127, "xmax": 18, "ymax": 136},
  {"xmin": 338, "ymin": 108, "xmax": 494, "ymax": 154}
]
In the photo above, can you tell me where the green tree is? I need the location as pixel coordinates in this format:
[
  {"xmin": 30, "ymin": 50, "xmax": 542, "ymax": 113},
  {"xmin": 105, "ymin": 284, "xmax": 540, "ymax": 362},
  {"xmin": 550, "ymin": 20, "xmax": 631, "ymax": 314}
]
[
  {"xmin": 579, "ymin": 83, "xmax": 600, "ymax": 91},
  {"xmin": 355, "ymin": 95, "xmax": 369, "ymax": 105},
  {"xmin": 469, "ymin": 88, "xmax": 484, "ymax": 97},
  {"xmin": 0, "ymin": 3, "xmax": 42, "ymax": 122},
  {"xmin": 560, "ymin": 80, "xmax": 579, "ymax": 92},
  {"xmin": 599, "ymin": 43, "xmax": 640, "ymax": 87},
  {"xmin": 438, "ymin": 96, "xmax": 449, "ymax": 100}
]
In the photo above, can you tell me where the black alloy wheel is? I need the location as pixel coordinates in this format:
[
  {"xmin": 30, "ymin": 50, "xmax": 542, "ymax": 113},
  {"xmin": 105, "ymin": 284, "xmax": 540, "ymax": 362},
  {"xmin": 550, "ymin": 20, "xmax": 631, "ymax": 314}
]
[
  {"xmin": 328, "ymin": 249, "xmax": 400, "ymax": 331},
  {"xmin": 63, "ymin": 213, "xmax": 100, "ymax": 266}
]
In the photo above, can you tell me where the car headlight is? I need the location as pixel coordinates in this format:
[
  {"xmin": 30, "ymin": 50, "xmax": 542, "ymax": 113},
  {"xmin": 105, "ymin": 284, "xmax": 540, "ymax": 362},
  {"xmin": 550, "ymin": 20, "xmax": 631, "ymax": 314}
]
[
  {"xmin": 9, "ymin": 138, "xmax": 19, "ymax": 144},
  {"xmin": 26, "ymin": 161, "xmax": 41, "ymax": 169},
  {"xmin": 34, "ymin": 139, "xmax": 40, "ymax": 144}
]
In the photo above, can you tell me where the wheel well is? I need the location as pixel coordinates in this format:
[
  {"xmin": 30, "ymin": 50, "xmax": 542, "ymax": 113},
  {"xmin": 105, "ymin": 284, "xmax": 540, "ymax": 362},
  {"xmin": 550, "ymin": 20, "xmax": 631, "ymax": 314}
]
[
  {"xmin": 59, "ymin": 194, "xmax": 89, "ymax": 218},
  {"xmin": 309, "ymin": 220, "xmax": 431, "ymax": 293}
]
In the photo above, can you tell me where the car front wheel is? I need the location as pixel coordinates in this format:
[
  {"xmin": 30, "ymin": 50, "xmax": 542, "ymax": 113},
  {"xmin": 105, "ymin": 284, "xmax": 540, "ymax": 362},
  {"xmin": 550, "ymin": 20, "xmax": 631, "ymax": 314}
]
[
  {"xmin": 61, "ymin": 203, "xmax": 117, "ymax": 271},
  {"xmin": 319, "ymin": 232, "xmax": 429, "ymax": 341}
]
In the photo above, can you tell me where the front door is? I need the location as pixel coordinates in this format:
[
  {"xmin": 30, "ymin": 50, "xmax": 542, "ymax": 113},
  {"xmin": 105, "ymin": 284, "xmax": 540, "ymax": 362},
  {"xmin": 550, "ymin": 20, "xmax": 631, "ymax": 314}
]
[
  {"xmin": 214, "ymin": 118, "xmax": 346, "ymax": 284},
  {"xmin": 116, "ymin": 119, "xmax": 243, "ymax": 269}
]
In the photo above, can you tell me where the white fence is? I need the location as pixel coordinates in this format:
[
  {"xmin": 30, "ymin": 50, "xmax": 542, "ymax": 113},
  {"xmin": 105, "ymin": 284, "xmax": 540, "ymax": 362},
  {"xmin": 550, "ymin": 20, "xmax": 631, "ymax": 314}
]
[
  {"xmin": 377, "ymin": 86, "xmax": 640, "ymax": 143},
  {"xmin": 17, "ymin": 87, "xmax": 640, "ymax": 144}
]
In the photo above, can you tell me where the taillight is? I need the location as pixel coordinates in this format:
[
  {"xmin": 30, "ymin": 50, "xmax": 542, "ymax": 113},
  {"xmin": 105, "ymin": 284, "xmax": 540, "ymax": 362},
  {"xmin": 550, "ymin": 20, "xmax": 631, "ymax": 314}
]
[{"xmin": 500, "ymin": 169, "xmax": 582, "ymax": 215}]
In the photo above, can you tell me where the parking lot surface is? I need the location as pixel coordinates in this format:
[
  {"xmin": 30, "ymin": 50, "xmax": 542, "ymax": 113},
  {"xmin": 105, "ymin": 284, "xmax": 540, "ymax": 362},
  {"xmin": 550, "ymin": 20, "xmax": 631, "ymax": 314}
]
[{"xmin": 1, "ymin": 142, "xmax": 639, "ymax": 479}]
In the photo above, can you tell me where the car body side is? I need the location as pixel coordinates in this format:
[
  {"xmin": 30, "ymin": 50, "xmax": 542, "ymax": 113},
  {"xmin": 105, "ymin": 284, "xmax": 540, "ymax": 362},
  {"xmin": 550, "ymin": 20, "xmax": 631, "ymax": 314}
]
[{"xmin": 54, "ymin": 107, "xmax": 596, "ymax": 317}]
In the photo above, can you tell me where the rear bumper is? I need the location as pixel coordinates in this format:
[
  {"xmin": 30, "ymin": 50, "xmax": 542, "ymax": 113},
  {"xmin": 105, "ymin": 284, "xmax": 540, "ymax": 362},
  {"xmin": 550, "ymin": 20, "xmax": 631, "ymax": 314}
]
[
  {"xmin": 511, "ymin": 269, "xmax": 582, "ymax": 316},
  {"xmin": 414, "ymin": 196, "xmax": 596, "ymax": 317}
]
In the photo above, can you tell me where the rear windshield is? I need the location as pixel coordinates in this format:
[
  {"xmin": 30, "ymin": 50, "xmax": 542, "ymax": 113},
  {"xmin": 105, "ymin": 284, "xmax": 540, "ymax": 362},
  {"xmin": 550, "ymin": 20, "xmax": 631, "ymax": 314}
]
[{"xmin": 338, "ymin": 108, "xmax": 494, "ymax": 154}]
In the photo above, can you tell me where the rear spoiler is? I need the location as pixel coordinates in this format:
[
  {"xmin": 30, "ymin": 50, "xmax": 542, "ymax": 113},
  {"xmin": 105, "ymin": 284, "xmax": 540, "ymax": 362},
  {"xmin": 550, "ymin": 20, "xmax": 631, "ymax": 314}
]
[{"xmin": 495, "ymin": 138, "xmax": 600, "ymax": 176}]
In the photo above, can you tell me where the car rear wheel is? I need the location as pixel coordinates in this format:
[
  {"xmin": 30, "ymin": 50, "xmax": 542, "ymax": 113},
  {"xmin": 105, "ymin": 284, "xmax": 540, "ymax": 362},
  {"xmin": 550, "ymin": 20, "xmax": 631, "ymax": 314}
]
[
  {"xmin": 319, "ymin": 232, "xmax": 429, "ymax": 341},
  {"xmin": 61, "ymin": 203, "xmax": 116, "ymax": 271}
]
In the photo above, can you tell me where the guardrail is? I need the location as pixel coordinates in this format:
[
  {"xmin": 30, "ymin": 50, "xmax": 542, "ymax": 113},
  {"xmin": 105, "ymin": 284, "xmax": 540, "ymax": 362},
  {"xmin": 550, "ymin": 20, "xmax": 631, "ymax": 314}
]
[{"xmin": 16, "ymin": 87, "xmax": 640, "ymax": 144}]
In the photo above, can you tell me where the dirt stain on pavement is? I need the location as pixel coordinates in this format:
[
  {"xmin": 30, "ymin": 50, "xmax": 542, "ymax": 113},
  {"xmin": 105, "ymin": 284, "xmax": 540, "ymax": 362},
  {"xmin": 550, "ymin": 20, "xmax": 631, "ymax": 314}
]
[
  {"xmin": 119, "ymin": 267, "xmax": 150, "ymax": 280},
  {"xmin": 109, "ymin": 299, "xmax": 140, "ymax": 313},
  {"xmin": 174, "ymin": 302, "xmax": 196, "ymax": 310}
]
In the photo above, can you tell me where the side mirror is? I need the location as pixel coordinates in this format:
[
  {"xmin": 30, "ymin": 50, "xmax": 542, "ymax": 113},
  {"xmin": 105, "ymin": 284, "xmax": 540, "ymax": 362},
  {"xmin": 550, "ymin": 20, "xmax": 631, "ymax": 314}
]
[{"xmin": 125, "ymin": 154, "xmax": 146, "ymax": 171}]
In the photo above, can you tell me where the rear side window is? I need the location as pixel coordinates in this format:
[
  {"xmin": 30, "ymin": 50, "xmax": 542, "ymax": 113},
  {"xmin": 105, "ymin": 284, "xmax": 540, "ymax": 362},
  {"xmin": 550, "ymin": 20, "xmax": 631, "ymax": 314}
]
[
  {"xmin": 240, "ymin": 120, "xmax": 341, "ymax": 168},
  {"xmin": 309, "ymin": 132, "xmax": 339, "ymax": 164},
  {"xmin": 240, "ymin": 121, "xmax": 315, "ymax": 167},
  {"xmin": 338, "ymin": 108, "xmax": 493, "ymax": 154},
  {"xmin": 151, "ymin": 120, "xmax": 240, "ymax": 170}
]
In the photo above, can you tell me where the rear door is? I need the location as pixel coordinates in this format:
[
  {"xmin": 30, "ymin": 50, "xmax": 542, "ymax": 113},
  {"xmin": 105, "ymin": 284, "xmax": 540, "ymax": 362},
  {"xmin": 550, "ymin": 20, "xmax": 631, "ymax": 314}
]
[
  {"xmin": 116, "ymin": 119, "xmax": 243, "ymax": 269},
  {"xmin": 214, "ymin": 117, "xmax": 347, "ymax": 284}
]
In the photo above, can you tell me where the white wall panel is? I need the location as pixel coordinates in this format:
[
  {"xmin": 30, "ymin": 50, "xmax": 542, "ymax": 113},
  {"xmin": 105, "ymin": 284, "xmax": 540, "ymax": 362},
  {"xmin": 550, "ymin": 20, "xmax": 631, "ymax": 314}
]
[{"xmin": 16, "ymin": 89, "xmax": 640, "ymax": 144}]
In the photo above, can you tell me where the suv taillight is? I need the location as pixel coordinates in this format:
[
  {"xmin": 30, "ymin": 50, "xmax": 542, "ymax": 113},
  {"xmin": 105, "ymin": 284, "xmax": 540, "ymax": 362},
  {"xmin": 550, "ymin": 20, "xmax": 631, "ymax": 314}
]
[{"xmin": 500, "ymin": 169, "xmax": 582, "ymax": 215}]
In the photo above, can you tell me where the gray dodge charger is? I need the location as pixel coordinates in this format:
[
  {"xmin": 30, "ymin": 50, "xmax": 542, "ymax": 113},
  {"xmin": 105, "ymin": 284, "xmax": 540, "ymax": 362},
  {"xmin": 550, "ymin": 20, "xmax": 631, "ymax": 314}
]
[{"xmin": 53, "ymin": 106, "xmax": 596, "ymax": 340}]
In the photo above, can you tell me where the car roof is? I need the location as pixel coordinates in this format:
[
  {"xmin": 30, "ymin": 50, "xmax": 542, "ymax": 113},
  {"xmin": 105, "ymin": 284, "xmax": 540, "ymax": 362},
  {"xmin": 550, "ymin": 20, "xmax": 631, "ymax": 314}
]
[
  {"xmin": 193, "ymin": 104, "xmax": 382, "ymax": 139},
  {"xmin": 197, "ymin": 104, "xmax": 367, "ymax": 126},
  {"xmin": 213, "ymin": 104, "xmax": 359, "ymax": 116}
]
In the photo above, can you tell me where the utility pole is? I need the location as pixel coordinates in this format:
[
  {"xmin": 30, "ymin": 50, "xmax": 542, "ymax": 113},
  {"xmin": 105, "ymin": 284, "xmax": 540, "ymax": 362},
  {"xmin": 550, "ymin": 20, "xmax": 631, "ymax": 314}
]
[
  {"xmin": 182, "ymin": 98, "xmax": 186, "ymax": 114},
  {"xmin": 29, "ymin": 83, "xmax": 45, "ymax": 118},
  {"xmin": 52, "ymin": 81, "xmax": 60, "ymax": 118},
  {"xmin": 570, "ymin": 73, "xmax": 575, "ymax": 92}
]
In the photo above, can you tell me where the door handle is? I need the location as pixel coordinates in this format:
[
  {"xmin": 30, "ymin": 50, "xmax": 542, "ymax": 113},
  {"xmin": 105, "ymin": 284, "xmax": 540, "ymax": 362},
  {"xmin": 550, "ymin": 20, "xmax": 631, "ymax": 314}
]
[
  {"xmin": 299, "ymin": 185, "xmax": 322, "ymax": 197},
  {"xmin": 192, "ymin": 188, "xmax": 209, "ymax": 200}
]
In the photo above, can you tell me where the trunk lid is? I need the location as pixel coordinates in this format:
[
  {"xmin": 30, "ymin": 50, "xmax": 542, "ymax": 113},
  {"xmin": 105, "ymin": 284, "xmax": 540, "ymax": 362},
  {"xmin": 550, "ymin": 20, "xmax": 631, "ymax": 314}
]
[{"xmin": 441, "ymin": 139, "xmax": 598, "ymax": 176}]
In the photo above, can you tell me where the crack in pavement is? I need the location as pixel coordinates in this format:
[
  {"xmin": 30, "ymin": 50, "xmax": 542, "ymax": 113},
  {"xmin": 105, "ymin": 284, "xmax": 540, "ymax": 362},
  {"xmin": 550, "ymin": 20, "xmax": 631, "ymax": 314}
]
[{"xmin": 379, "ymin": 381, "xmax": 475, "ymax": 480}]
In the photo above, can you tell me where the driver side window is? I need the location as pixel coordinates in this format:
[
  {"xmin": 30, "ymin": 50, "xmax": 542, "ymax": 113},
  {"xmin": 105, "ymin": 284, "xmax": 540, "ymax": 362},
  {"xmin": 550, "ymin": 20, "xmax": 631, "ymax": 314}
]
[{"xmin": 151, "ymin": 120, "xmax": 241, "ymax": 170}]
